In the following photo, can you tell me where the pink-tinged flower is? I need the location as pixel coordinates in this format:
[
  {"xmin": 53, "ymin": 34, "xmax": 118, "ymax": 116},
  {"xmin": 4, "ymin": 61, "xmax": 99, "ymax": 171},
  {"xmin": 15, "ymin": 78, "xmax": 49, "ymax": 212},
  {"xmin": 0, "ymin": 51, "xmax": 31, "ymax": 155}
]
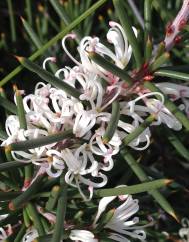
[
  {"xmin": 157, "ymin": 82, "xmax": 189, "ymax": 118},
  {"xmin": 36, "ymin": 205, "xmax": 56, "ymax": 224},
  {"xmin": 61, "ymin": 22, "xmax": 135, "ymax": 83},
  {"xmin": 0, "ymin": 227, "xmax": 8, "ymax": 241},
  {"xmin": 0, "ymin": 224, "xmax": 12, "ymax": 241}
]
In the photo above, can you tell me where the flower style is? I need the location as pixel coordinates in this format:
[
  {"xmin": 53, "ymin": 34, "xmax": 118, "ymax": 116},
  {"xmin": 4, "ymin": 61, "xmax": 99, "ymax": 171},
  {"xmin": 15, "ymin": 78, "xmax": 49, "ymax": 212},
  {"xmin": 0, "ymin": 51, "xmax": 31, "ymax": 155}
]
[{"xmin": 69, "ymin": 230, "xmax": 98, "ymax": 242}]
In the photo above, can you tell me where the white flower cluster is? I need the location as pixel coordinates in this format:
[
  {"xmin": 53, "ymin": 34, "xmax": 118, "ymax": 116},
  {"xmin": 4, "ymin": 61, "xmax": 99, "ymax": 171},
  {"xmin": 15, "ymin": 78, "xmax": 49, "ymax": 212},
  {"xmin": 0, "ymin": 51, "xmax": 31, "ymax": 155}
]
[
  {"xmin": 1, "ymin": 21, "xmax": 189, "ymax": 200},
  {"xmin": 20, "ymin": 192, "xmax": 149, "ymax": 242}
]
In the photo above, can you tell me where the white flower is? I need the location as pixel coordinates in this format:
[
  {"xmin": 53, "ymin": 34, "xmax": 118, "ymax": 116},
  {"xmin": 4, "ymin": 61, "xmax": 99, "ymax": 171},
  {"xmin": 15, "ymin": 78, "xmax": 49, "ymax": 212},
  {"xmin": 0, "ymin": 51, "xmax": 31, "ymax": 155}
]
[
  {"xmin": 22, "ymin": 227, "xmax": 38, "ymax": 242},
  {"xmin": 73, "ymin": 108, "xmax": 96, "ymax": 138},
  {"xmin": 2, "ymin": 127, "xmax": 54, "ymax": 164},
  {"xmin": 42, "ymin": 57, "xmax": 56, "ymax": 70},
  {"xmin": 0, "ymin": 225, "xmax": 12, "ymax": 241},
  {"xmin": 93, "ymin": 190, "xmax": 148, "ymax": 242},
  {"xmin": 0, "ymin": 227, "xmax": 8, "ymax": 241},
  {"xmin": 157, "ymin": 82, "xmax": 189, "ymax": 117},
  {"xmin": 106, "ymin": 21, "xmax": 135, "ymax": 69},
  {"xmin": 119, "ymin": 91, "xmax": 181, "ymax": 150},
  {"xmin": 4, "ymin": 115, "xmax": 20, "ymax": 137},
  {"xmin": 118, "ymin": 109, "xmax": 151, "ymax": 151},
  {"xmin": 69, "ymin": 230, "xmax": 98, "ymax": 242},
  {"xmin": 62, "ymin": 143, "xmax": 107, "ymax": 201},
  {"xmin": 45, "ymin": 149, "xmax": 65, "ymax": 177},
  {"xmin": 127, "ymin": 91, "xmax": 181, "ymax": 130},
  {"xmin": 179, "ymin": 218, "xmax": 189, "ymax": 242},
  {"xmin": 61, "ymin": 22, "xmax": 134, "ymax": 83},
  {"xmin": 89, "ymin": 127, "xmax": 121, "ymax": 171}
]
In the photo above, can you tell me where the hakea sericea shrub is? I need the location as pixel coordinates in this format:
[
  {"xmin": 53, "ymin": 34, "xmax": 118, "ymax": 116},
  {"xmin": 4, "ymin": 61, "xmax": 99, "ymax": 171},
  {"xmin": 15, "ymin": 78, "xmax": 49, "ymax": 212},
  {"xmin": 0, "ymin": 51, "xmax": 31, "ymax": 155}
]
[{"xmin": 1, "ymin": 0, "xmax": 189, "ymax": 241}]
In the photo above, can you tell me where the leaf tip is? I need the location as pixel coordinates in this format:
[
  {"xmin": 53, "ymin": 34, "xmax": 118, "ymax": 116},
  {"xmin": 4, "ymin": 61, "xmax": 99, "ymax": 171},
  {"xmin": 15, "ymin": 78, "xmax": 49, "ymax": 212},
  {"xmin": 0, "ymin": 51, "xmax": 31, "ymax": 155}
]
[
  {"xmin": 8, "ymin": 202, "xmax": 15, "ymax": 211},
  {"xmin": 13, "ymin": 84, "xmax": 18, "ymax": 92},
  {"xmin": 170, "ymin": 212, "xmax": 180, "ymax": 223},
  {"xmin": 20, "ymin": 16, "xmax": 25, "ymax": 23},
  {"xmin": 165, "ymin": 52, "xmax": 170, "ymax": 59},
  {"xmin": 4, "ymin": 145, "xmax": 12, "ymax": 153},
  {"xmin": 165, "ymin": 179, "xmax": 174, "ymax": 185},
  {"xmin": 14, "ymin": 55, "xmax": 25, "ymax": 63}
]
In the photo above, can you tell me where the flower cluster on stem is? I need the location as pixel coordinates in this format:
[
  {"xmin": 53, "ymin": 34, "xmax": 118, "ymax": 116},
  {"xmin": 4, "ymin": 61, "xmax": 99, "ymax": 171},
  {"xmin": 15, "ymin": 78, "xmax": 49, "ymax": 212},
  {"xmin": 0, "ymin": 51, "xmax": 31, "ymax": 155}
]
[{"xmin": 1, "ymin": 20, "xmax": 188, "ymax": 203}]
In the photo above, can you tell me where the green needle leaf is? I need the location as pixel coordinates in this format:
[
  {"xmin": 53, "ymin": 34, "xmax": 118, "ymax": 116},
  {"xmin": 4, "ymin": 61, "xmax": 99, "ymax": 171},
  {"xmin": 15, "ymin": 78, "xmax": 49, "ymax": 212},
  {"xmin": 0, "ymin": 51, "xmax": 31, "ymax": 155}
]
[
  {"xmin": 95, "ymin": 179, "xmax": 172, "ymax": 197},
  {"xmin": 16, "ymin": 57, "xmax": 81, "ymax": 99},
  {"xmin": 51, "ymin": 173, "xmax": 68, "ymax": 242},
  {"xmin": 23, "ymin": 208, "xmax": 31, "ymax": 228},
  {"xmin": 121, "ymin": 148, "xmax": 178, "ymax": 220},
  {"xmin": 7, "ymin": 0, "xmax": 16, "ymax": 43},
  {"xmin": 13, "ymin": 85, "xmax": 27, "ymax": 130},
  {"xmin": 21, "ymin": 17, "xmax": 42, "ymax": 49},
  {"xmin": 145, "ymin": 36, "xmax": 153, "ymax": 62},
  {"xmin": 103, "ymin": 101, "xmax": 120, "ymax": 143},
  {"xmin": 25, "ymin": 0, "xmax": 32, "ymax": 25},
  {"xmin": 27, "ymin": 203, "xmax": 45, "ymax": 236},
  {"xmin": 14, "ymin": 85, "xmax": 33, "ymax": 183},
  {"xmin": 88, "ymin": 51, "xmax": 133, "ymax": 86},
  {"xmin": 0, "ymin": 96, "xmax": 17, "ymax": 114},
  {"xmin": 0, "ymin": 160, "xmax": 28, "ymax": 172},
  {"xmin": 150, "ymin": 52, "xmax": 170, "ymax": 71},
  {"xmin": 123, "ymin": 114, "xmax": 155, "ymax": 146},
  {"xmin": 9, "ymin": 175, "xmax": 44, "ymax": 210},
  {"xmin": 49, "ymin": 0, "xmax": 82, "ymax": 41},
  {"xmin": 166, "ymin": 129, "xmax": 189, "ymax": 162},
  {"xmin": 45, "ymin": 185, "xmax": 60, "ymax": 211},
  {"xmin": 14, "ymin": 224, "xmax": 26, "ymax": 242},
  {"xmin": 144, "ymin": 0, "xmax": 153, "ymax": 62},
  {"xmin": 154, "ymin": 69, "xmax": 189, "ymax": 81},
  {"xmin": 9, "ymin": 129, "xmax": 73, "ymax": 151},
  {"xmin": 0, "ymin": 191, "xmax": 21, "ymax": 201}
]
